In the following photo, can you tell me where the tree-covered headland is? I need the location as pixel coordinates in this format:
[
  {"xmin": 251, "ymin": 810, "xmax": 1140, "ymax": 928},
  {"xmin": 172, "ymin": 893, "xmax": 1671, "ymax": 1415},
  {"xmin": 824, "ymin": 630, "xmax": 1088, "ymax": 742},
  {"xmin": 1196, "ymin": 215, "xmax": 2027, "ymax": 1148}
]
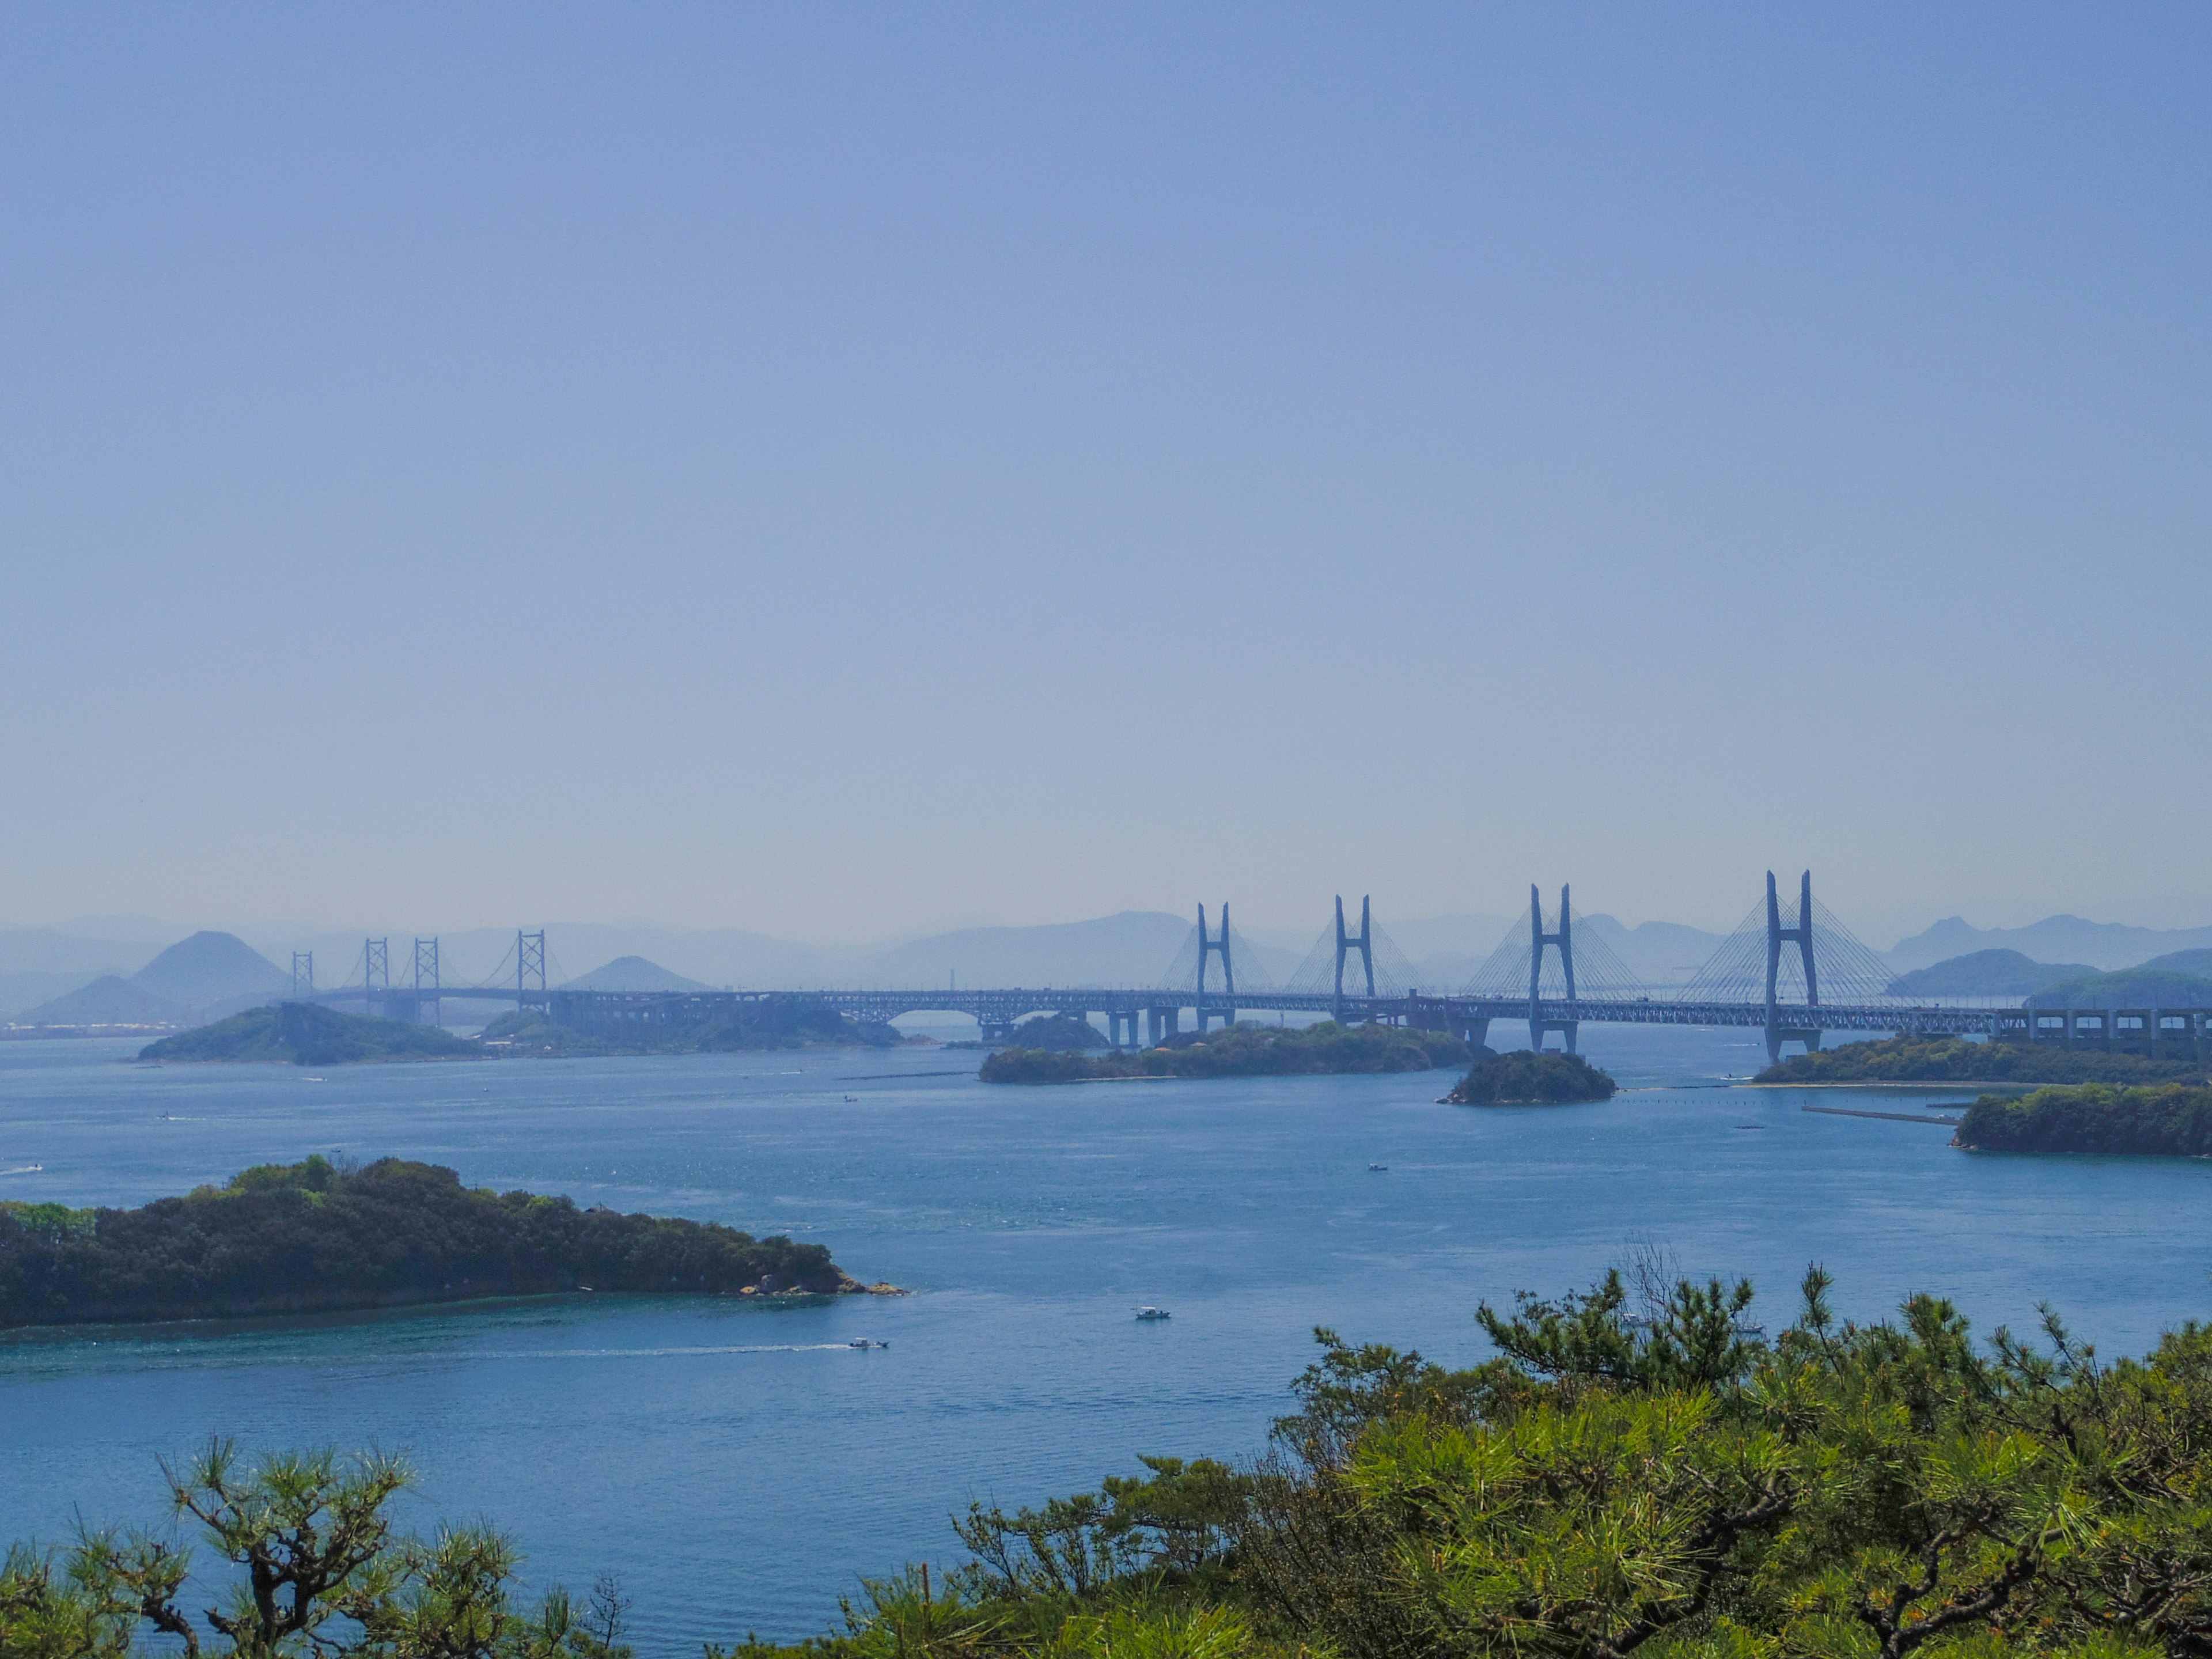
[
  {"xmin": 0, "ymin": 1156, "xmax": 881, "ymax": 1328},
  {"xmin": 1757, "ymin": 1036, "xmax": 2202, "ymax": 1087},
  {"xmin": 1955, "ymin": 1083, "xmax": 2212, "ymax": 1157},
  {"xmin": 22, "ymin": 1266, "xmax": 2212, "ymax": 1659},
  {"xmin": 979, "ymin": 1021, "xmax": 1469, "ymax": 1084}
]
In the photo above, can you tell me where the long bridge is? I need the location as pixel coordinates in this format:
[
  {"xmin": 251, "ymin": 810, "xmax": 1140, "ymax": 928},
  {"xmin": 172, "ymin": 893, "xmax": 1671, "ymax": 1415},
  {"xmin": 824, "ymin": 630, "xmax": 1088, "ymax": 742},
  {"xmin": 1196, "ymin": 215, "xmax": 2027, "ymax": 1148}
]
[{"xmin": 292, "ymin": 873, "xmax": 2212, "ymax": 1065}]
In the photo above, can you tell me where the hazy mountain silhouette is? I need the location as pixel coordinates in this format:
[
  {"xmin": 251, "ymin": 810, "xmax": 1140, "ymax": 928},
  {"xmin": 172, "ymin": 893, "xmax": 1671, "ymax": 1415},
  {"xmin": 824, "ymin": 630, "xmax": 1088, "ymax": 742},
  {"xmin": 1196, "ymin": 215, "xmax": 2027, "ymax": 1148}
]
[
  {"xmin": 17, "ymin": 975, "xmax": 190, "ymax": 1026},
  {"xmin": 2027, "ymin": 967, "xmax": 2212, "ymax": 1009},
  {"xmin": 130, "ymin": 931, "xmax": 290, "ymax": 1006},
  {"xmin": 563, "ymin": 956, "xmax": 715, "ymax": 993},
  {"xmin": 1885, "ymin": 916, "xmax": 2212, "ymax": 973},
  {"xmin": 1884, "ymin": 949, "xmax": 2097, "ymax": 998},
  {"xmin": 842, "ymin": 911, "xmax": 1203, "ymax": 990}
]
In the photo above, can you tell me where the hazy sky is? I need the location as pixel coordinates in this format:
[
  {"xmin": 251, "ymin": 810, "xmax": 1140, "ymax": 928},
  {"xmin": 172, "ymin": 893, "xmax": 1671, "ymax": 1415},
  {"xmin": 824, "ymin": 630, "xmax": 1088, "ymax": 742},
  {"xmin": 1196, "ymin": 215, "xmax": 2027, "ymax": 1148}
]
[{"xmin": 3, "ymin": 5, "xmax": 2206, "ymax": 947}]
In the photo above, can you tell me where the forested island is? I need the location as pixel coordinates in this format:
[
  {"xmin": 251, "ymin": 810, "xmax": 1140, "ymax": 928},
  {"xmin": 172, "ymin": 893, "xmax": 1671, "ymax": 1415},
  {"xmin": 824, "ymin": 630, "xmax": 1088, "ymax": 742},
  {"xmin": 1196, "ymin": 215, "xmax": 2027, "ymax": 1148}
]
[
  {"xmin": 136, "ymin": 999, "xmax": 901, "ymax": 1066},
  {"xmin": 1954, "ymin": 1082, "xmax": 2212, "ymax": 1157},
  {"xmin": 0, "ymin": 1156, "xmax": 885, "ymax": 1327},
  {"xmin": 480, "ymin": 1001, "xmax": 895, "ymax": 1055},
  {"xmin": 1444, "ymin": 1048, "xmax": 1617, "ymax": 1104},
  {"xmin": 978, "ymin": 1020, "xmax": 1469, "ymax": 1083},
  {"xmin": 139, "ymin": 1002, "xmax": 479, "ymax": 1066},
  {"xmin": 25, "ymin": 1263, "xmax": 2212, "ymax": 1659},
  {"xmin": 1755, "ymin": 1033, "xmax": 2204, "ymax": 1086}
]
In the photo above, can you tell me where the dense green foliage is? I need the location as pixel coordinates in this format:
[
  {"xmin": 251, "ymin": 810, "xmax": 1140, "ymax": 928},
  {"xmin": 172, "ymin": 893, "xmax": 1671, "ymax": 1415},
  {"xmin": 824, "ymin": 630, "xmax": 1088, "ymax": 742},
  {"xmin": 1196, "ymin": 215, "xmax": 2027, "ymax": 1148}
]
[
  {"xmin": 0, "ymin": 1156, "xmax": 855, "ymax": 1327},
  {"xmin": 36, "ymin": 1266, "xmax": 2212, "ymax": 1658},
  {"xmin": 1445, "ymin": 1048, "xmax": 1616, "ymax": 1104},
  {"xmin": 979, "ymin": 1021, "xmax": 1471, "ymax": 1084},
  {"xmin": 1956, "ymin": 1082, "xmax": 2212, "ymax": 1156},
  {"xmin": 1, "ymin": 1440, "xmax": 633, "ymax": 1659},
  {"xmin": 1756, "ymin": 1036, "xmax": 2203, "ymax": 1086},
  {"xmin": 706, "ymin": 1266, "xmax": 2212, "ymax": 1659},
  {"xmin": 481, "ymin": 1002, "xmax": 893, "ymax": 1055},
  {"xmin": 139, "ymin": 1004, "xmax": 479, "ymax": 1067}
]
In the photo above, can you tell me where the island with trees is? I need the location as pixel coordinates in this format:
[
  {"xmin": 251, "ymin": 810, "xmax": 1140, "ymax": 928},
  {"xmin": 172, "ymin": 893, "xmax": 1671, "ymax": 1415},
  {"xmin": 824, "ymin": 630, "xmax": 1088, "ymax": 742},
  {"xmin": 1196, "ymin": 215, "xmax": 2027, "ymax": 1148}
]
[
  {"xmin": 1444, "ymin": 1048, "xmax": 1618, "ymax": 1104},
  {"xmin": 22, "ymin": 1262, "xmax": 2212, "ymax": 1659},
  {"xmin": 0, "ymin": 1155, "xmax": 889, "ymax": 1328},
  {"xmin": 1755, "ymin": 1033, "xmax": 2203, "ymax": 1086},
  {"xmin": 1953, "ymin": 1082, "xmax": 2212, "ymax": 1157},
  {"xmin": 978, "ymin": 1020, "xmax": 1469, "ymax": 1083},
  {"xmin": 138, "ymin": 1002, "xmax": 480, "ymax": 1066},
  {"xmin": 480, "ymin": 999, "xmax": 895, "ymax": 1055},
  {"xmin": 132, "ymin": 997, "xmax": 903, "ymax": 1067}
]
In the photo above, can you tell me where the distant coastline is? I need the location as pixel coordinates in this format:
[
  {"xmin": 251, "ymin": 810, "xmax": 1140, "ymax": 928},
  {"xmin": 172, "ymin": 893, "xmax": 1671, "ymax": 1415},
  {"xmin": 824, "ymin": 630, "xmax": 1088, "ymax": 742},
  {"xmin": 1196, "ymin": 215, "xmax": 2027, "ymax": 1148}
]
[{"xmin": 1755, "ymin": 1035, "xmax": 2203, "ymax": 1088}]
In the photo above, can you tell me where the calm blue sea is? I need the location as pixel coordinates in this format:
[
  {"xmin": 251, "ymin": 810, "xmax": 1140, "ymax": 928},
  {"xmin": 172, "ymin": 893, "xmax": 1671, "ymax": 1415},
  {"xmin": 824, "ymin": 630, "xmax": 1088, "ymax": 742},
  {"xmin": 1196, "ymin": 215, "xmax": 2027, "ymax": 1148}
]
[{"xmin": 2, "ymin": 1031, "xmax": 2206, "ymax": 1650}]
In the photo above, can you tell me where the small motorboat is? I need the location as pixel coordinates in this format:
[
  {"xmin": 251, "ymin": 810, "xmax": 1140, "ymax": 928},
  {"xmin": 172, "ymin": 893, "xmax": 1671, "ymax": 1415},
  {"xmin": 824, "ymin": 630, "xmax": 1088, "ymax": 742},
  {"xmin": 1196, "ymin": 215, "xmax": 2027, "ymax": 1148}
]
[
  {"xmin": 1135, "ymin": 1306, "xmax": 1172, "ymax": 1321},
  {"xmin": 849, "ymin": 1338, "xmax": 889, "ymax": 1349},
  {"xmin": 1368, "ymin": 1162, "xmax": 1388, "ymax": 1171}
]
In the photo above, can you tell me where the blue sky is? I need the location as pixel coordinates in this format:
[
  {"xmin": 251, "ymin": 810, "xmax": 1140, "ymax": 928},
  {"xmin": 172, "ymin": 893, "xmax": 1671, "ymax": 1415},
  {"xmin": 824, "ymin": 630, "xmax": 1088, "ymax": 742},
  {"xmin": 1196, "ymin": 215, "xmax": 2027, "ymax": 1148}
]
[{"xmin": 2, "ymin": 5, "xmax": 2206, "ymax": 945}]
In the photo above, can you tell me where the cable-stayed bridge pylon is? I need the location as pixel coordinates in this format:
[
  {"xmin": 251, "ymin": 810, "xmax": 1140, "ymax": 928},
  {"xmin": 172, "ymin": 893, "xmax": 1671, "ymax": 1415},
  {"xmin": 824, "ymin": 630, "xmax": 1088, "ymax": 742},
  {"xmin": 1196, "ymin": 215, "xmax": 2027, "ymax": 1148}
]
[{"xmin": 276, "ymin": 872, "xmax": 2212, "ymax": 1067}]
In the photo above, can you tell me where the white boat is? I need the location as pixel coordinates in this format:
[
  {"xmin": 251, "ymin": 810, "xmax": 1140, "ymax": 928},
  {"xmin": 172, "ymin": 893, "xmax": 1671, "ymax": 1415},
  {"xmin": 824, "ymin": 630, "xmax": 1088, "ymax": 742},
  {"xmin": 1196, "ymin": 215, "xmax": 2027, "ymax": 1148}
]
[
  {"xmin": 1135, "ymin": 1306, "xmax": 1171, "ymax": 1321},
  {"xmin": 1368, "ymin": 1163, "xmax": 1388, "ymax": 1171}
]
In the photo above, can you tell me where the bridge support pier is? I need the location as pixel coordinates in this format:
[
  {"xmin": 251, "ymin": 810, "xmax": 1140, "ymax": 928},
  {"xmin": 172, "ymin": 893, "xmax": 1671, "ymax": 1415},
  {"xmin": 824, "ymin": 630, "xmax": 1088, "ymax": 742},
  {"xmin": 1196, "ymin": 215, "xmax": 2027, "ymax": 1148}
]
[{"xmin": 1764, "ymin": 1022, "xmax": 1822, "ymax": 1066}]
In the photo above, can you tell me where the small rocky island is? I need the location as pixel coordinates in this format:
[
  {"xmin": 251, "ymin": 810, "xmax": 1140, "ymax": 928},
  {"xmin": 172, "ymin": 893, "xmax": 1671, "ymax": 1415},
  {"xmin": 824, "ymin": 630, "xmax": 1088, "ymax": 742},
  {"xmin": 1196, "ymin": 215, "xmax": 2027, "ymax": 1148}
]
[
  {"xmin": 1755, "ymin": 1035, "xmax": 2202, "ymax": 1086},
  {"xmin": 1444, "ymin": 1050, "xmax": 1617, "ymax": 1105},
  {"xmin": 1953, "ymin": 1083, "xmax": 2212, "ymax": 1157},
  {"xmin": 980, "ymin": 1020, "xmax": 1469, "ymax": 1083},
  {"xmin": 0, "ymin": 1156, "xmax": 891, "ymax": 1327}
]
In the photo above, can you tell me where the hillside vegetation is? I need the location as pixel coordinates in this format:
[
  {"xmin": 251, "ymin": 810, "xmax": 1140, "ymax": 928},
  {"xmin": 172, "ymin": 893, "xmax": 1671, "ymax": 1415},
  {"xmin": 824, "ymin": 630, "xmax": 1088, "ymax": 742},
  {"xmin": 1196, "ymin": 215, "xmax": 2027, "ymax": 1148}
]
[
  {"xmin": 980, "ymin": 1020, "xmax": 1468, "ymax": 1083},
  {"xmin": 1883, "ymin": 948, "xmax": 2095, "ymax": 998},
  {"xmin": 1755, "ymin": 1035, "xmax": 2203, "ymax": 1086},
  {"xmin": 0, "ymin": 1155, "xmax": 867, "ymax": 1327},
  {"xmin": 1955, "ymin": 1082, "xmax": 2212, "ymax": 1157},
  {"xmin": 2027, "ymin": 967, "xmax": 2212, "ymax": 1010},
  {"xmin": 139, "ymin": 1002, "xmax": 478, "ymax": 1066},
  {"xmin": 26, "ymin": 1264, "xmax": 2212, "ymax": 1659}
]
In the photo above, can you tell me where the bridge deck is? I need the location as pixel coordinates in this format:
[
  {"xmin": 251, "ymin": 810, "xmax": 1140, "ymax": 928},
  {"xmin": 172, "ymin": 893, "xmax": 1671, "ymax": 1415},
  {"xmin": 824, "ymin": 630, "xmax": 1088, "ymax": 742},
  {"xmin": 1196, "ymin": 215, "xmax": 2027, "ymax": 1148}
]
[{"xmin": 302, "ymin": 984, "xmax": 2212, "ymax": 1048}]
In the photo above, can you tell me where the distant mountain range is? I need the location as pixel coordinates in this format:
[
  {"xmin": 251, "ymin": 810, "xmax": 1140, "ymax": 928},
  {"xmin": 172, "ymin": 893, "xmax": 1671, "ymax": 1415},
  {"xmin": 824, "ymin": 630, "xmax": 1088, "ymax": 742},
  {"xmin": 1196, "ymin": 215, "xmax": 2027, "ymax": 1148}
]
[
  {"xmin": 13, "ymin": 906, "xmax": 2212, "ymax": 1024},
  {"xmin": 1884, "ymin": 916, "xmax": 2212, "ymax": 974},
  {"xmin": 12, "ymin": 931, "xmax": 290, "ymax": 1027}
]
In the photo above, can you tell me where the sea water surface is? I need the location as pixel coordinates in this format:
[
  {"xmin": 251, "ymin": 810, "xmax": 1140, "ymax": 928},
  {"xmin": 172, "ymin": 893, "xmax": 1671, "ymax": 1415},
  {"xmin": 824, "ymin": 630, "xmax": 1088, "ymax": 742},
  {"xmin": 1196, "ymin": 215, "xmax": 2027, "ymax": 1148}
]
[{"xmin": 2, "ymin": 1029, "xmax": 2207, "ymax": 1649}]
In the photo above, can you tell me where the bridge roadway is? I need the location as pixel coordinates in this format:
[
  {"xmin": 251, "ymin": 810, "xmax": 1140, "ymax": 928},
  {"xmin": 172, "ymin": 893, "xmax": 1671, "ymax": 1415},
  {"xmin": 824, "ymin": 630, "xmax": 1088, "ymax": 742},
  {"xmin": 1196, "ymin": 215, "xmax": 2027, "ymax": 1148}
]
[
  {"xmin": 307, "ymin": 984, "xmax": 2212, "ymax": 1062},
  {"xmin": 535, "ymin": 985, "xmax": 2044, "ymax": 1055}
]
